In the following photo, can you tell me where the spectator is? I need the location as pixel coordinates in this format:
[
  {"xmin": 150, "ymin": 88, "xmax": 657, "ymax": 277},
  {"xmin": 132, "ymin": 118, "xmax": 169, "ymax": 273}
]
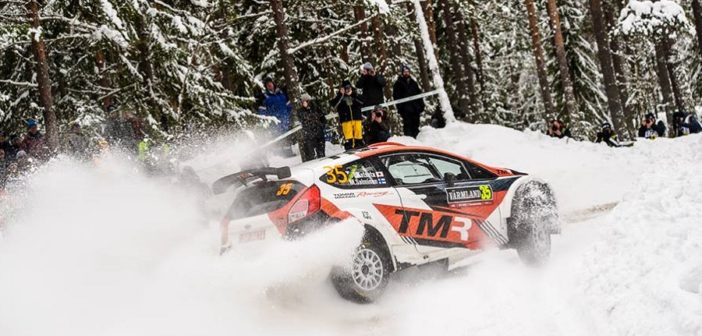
[
  {"xmin": 638, "ymin": 113, "xmax": 666, "ymax": 139},
  {"xmin": 330, "ymin": 80, "xmax": 365, "ymax": 150},
  {"xmin": 393, "ymin": 64, "xmax": 425, "ymax": 138},
  {"xmin": 430, "ymin": 110, "xmax": 446, "ymax": 129},
  {"xmin": 3, "ymin": 135, "xmax": 21, "ymax": 161},
  {"xmin": 62, "ymin": 123, "xmax": 91, "ymax": 161},
  {"xmin": 21, "ymin": 119, "xmax": 49, "ymax": 160},
  {"xmin": 0, "ymin": 131, "xmax": 11, "ymax": 157},
  {"xmin": 298, "ymin": 94, "xmax": 326, "ymax": 161},
  {"xmin": 672, "ymin": 110, "xmax": 702, "ymax": 137},
  {"xmin": 256, "ymin": 76, "xmax": 293, "ymax": 135},
  {"xmin": 595, "ymin": 122, "xmax": 621, "ymax": 147},
  {"xmin": 638, "ymin": 113, "xmax": 664, "ymax": 139},
  {"xmin": 366, "ymin": 106, "xmax": 391, "ymax": 145},
  {"xmin": 356, "ymin": 62, "xmax": 386, "ymax": 115},
  {"xmin": 546, "ymin": 119, "xmax": 572, "ymax": 139},
  {"xmin": 255, "ymin": 76, "xmax": 294, "ymax": 156}
]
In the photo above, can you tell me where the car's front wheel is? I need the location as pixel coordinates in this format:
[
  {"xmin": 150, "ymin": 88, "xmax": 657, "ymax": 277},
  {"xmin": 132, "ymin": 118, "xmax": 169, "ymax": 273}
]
[
  {"xmin": 331, "ymin": 238, "xmax": 391, "ymax": 303},
  {"xmin": 509, "ymin": 182, "xmax": 558, "ymax": 266}
]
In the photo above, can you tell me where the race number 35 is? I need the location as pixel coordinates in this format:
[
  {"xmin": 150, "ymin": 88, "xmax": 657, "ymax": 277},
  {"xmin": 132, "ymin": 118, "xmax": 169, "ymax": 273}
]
[{"xmin": 324, "ymin": 165, "xmax": 348, "ymax": 184}]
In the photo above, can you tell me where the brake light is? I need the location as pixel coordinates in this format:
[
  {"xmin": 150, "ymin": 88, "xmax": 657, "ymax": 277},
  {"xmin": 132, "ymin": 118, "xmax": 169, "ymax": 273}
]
[{"xmin": 287, "ymin": 185, "xmax": 321, "ymax": 224}]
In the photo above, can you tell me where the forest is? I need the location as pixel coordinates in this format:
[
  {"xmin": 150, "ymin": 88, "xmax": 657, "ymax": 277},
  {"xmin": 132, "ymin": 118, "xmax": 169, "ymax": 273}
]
[{"xmin": 1, "ymin": 0, "xmax": 701, "ymax": 150}]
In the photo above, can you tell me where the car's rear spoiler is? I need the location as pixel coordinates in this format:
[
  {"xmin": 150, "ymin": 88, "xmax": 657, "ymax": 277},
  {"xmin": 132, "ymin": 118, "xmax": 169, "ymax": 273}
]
[{"xmin": 212, "ymin": 167, "xmax": 292, "ymax": 195}]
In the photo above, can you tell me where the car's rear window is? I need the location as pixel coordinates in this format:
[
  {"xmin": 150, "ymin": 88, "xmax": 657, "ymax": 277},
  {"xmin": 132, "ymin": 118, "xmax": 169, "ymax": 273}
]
[{"xmin": 227, "ymin": 180, "xmax": 304, "ymax": 219}]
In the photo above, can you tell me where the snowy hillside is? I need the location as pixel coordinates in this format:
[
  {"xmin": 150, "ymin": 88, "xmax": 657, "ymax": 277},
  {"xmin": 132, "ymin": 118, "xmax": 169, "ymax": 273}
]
[{"xmin": 1, "ymin": 123, "xmax": 701, "ymax": 336}]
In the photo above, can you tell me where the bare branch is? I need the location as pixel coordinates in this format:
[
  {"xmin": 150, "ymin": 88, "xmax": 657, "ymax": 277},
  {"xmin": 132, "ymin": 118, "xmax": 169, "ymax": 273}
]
[
  {"xmin": 288, "ymin": 13, "xmax": 378, "ymax": 54},
  {"xmin": 0, "ymin": 79, "xmax": 38, "ymax": 87}
]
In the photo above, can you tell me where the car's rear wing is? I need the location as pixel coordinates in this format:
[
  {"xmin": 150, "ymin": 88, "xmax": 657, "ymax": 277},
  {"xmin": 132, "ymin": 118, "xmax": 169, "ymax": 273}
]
[{"xmin": 212, "ymin": 167, "xmax": 292, "ymax": 195}]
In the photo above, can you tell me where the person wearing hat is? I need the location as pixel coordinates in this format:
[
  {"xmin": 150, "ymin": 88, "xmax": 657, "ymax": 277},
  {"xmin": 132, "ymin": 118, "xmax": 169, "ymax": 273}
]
[
  {"xmin": 671, "ymin": 110, "xmax": 702, "ymax": 137},
  {"xmin": 392, "ymin": 64, "xmax": 425, "ymax": 138},
  {"xmin": 356, "ymin": 62, "xmax": 386, "ymax": 114},
  {"xmin": 638, "ymin": 112, "xmax": 666, "ymax": 139},
  {"xmin": 365, "ymin": 105, "xmax": 391, "ymax": 145},
  {"xmin": 330, "ymin": 80, "xmax": 365, "ymax": 150},
  {"xmin": 595, "ymin": 122, "xmax": 621, "ymax": 147},
  {"xmin": 638, "ymin": 113, "xmax": 663, "ymax": 139},
  {"xmin": 21, "ymin": 119, "xmax": 48, "ymax": 160},
  {"xmin": 298, "ymin": 93, "xmax": 327, "ymax": 161}
]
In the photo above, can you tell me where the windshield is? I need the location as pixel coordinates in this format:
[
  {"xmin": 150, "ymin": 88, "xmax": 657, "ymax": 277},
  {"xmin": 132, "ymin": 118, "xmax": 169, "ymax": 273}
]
[{"xmin": 227, "ymin": 180, "xmax": 304, "ymax": 219}]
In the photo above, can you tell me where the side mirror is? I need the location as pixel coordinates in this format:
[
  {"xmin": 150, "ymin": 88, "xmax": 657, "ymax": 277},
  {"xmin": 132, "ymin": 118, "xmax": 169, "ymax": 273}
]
[{"xmin": 444, "ymin": 173, "xmax": 456, "ymax": 187}]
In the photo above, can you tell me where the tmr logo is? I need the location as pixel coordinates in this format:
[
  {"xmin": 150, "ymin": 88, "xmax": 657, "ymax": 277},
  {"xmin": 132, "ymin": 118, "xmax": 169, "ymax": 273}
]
[
  {"xmin": 446, "ymin": 185, "xmax": 493, "ymax": 204},
  {"xmin": 396, "ymin": 210, "xmax": 473, "ymax": 242}
]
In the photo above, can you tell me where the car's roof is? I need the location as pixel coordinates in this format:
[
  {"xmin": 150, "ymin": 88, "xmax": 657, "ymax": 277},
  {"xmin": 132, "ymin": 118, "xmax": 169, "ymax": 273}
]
[{"xmin": 293, "ymin": 142, "xmax": 514, "ymax": 177}]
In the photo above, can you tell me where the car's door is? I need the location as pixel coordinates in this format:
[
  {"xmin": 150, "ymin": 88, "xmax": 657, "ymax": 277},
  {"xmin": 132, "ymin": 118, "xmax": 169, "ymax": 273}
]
[
  {"xmin": 317, "ymin": 157, "xmax": 426, "ymax": 260},
  {"xmin": 377, "ymin": 152, "xmax": 497, "ymax": 257}
]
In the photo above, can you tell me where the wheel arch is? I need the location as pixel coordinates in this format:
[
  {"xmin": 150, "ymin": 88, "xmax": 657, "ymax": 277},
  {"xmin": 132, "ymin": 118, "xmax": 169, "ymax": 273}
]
[{"xmin": 362, "ymin": 224, "xmax": 397, "ymax": 272}]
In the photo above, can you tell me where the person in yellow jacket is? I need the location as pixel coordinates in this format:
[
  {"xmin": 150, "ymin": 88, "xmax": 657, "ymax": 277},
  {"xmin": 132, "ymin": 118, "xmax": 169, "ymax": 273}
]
[{"xmin": 329, "ymin": 80, "xmax": 365, "ymax": 150}]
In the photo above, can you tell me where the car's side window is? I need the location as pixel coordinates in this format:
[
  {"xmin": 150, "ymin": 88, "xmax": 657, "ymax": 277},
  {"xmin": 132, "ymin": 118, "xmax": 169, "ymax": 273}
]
[
  {"xmin": 381, "ymin": 154, "xmax": 442, "ymax": 185},
  {"xmin": 424, "ymin": 155, "xmax": 471, "ymax": 181},
  {"xmin": 463, "ymin": 161, "xmax": 497, "ymax": 179},
  {"xmin": 321, "ymin": 159, "xmax": 388, "ymax": 188}
]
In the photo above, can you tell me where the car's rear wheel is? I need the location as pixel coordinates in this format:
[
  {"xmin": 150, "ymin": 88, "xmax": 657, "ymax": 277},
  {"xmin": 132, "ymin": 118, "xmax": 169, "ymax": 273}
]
[
  {"xmin": 331, "ymin": 236, "xmax": 391, "ymax": 303},
  {"xmin": 509, "ymin": 182, "xmax": 558, "ymax": 266}
]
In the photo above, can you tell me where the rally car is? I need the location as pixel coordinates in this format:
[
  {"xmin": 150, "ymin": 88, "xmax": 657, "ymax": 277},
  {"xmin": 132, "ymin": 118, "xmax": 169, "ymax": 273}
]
[{"xmin": 215, "ymin": 142, "xmax": 559, "ymax": 302}]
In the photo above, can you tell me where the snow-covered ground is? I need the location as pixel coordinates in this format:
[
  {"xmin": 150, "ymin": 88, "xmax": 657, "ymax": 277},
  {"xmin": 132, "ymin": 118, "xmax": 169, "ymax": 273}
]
[{"xmin": 0, "ymin": 122, "xmax": 700, "ymax": 336}]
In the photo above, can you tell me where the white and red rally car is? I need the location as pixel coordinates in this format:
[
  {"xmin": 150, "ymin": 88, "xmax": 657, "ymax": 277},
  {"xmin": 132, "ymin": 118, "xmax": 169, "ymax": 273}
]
[{"xmin": 216, "ymin": 142, "xmax": 559, "ymax": 302}]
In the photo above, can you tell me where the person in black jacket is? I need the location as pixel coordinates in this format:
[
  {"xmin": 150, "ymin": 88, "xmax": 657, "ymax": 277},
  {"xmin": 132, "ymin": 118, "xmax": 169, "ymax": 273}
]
[
  {"xmin": 393, "ymin": 65, "xmax": 425, "ymax": 138},
  {"xmin": 638, "ymin": 113, "xmax": 666, "ymax": 139},
  {"xmin": 356, "ymin": 63, "xmax": 386, "ymax": 115},
  {"xmin": 366, "ymin": 106, "xmax": 391, "ymax": 145},
  {"xmin": 299, "ymin": 94, "xmax": 327, "ymax": 161},
  {"xmin": 638, "ymin": 113, "xmax": 665, "ymax": 139},
  {"xmin": 596, "ymin": 122, "xmax": 621, "ymax": 147},
  {"xmin": 672, "ymin": 110, "xmax": 702, "ymax": 137},
  {"xmin": 330, "ymin": 80, "xmax": 365, "ymax": 150}
]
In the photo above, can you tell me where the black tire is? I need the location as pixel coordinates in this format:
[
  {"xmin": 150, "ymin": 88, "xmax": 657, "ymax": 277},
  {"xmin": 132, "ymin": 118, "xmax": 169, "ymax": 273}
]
[
  {"xmin": 509, "ymin": 183, "xmax": 558, "ymax": 266},
  {"xmin": 331, "ymin": 237, "xmax": 392, "ymax": 303}
]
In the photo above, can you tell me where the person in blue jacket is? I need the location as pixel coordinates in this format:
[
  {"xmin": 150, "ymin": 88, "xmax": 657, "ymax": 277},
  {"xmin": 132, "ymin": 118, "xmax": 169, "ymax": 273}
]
[{"xmin": 256, "ymin": 76, "xmax": 293, "ymax": 136}]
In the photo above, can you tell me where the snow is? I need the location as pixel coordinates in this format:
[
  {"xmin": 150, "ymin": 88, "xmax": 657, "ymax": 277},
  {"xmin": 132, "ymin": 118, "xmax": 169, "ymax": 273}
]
[
  {"xmin": 369, "ymin": 0, "xmax": 390, "ymax": 14},
  {"xmin": 1, "ymin": 123, "xmax": 701, "ymax": 335},
  {"xmin": 618, "ymin": 0, "xmax": 688, "ymax": 36},
  {"xmin": 101, "ymin": 0, "xmax": 125, "ymax": 31}
]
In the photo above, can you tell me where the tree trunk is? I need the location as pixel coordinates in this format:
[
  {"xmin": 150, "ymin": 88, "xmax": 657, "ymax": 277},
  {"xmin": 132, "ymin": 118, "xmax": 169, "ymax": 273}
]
[
  {"xmin": 603, "ymin": 4, "xmax": 635, "ymax": 136},
  {"xmin": 469, "ymin": 15, "xmax": 485, "ymax": 93},
  {"xmin": 692, "ymin": 0, "xmax": 702, "ymax": 57},
  {"xmin": 96, "ymin": 50, "xmax": 112, "ymax": 111},
  {"xmin": 439, "ymin": 0, "xmax": 470, "ymax": 118},
  {"xmin": 524, "ymin": 0, "xmax": 556, "ymax": 121},
  {"xmin": 662, "ymin": 37, "xmax": 685, "ymax": 115},
  {"xmin": 371, "ymin": 15, "xmax": 388, "ymax": 73},
  {"xmin": 456, "ymin": 9, "xmax": 480, "ymax": 118},
  {"xmin": 546, "ymin": 0, "xmax": 577, "ymax": 124},
  {"xmin": 353, "ymin": 5, "xmax": 372, "ymax": 63},
  {"xmin": 654, "ymin": 40, "xmax": 675, "ymax": 123},
  {"xmin": 421, "ymin": 0, "xmax": 438, "ymax": 47},
  {"xmin": 27, "ymin": 0, "xmax": 58, "ymax": 152},
  {"xmin": 411, "ymin": 0, "xmax": 455, "ymax": 123},
  {"xmin": 270, "ymin": 0, "xmax": 300, "ymax": 105},
  {"xmin": 406, "ymin": 2, "xmax": 432, "ymax": 91},
  {"xmin": 589, "ymin": 0, "xmax": 627, "ymax": 134}
]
